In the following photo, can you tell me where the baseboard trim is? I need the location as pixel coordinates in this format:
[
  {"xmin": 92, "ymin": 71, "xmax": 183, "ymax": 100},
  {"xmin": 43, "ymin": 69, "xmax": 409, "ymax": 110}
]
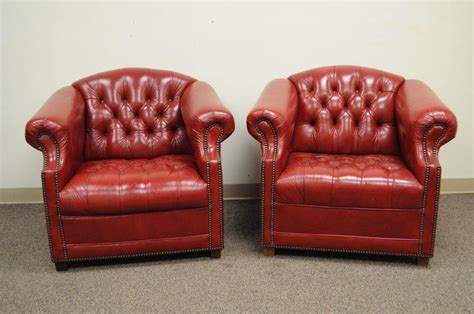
[
  {"xmin": 440, "ymin": 178, "xmax": 474, "ymax": 194},
  {"xmin": 0, "ymin": 188, "xmax": 43, "ymax": 204},
  {"xmin": 1, "ymin": 179, "xmax": 472, "ymax": 204},
  {"xmin": 223, "ymin": 184, "xmax": 260, "ymax": 200}
]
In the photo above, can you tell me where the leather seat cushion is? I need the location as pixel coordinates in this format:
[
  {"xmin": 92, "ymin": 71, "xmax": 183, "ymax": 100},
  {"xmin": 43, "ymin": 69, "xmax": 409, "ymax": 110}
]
[
  {"xmin": 60, "ymin": 155, "xmax": 208, "ymax": 215},
  {"xmin": 275, "ymin": 152, "xmax": 423, "ymax": 209}
]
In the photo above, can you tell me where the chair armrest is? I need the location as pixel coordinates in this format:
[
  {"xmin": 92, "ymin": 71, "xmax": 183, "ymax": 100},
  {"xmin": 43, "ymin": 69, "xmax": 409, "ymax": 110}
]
[
  {"xmin": 395, "ymin": 80, "xmax": 457, "ymax": 182},
  {"xmin": 246, "ymin": 78, "xmax": 298, "ymax": 178},
  {"xmin": 25, "ymin": 86, "xmax": 85, "ymax": 188},
  {"xmin": 181, "ymin": 81, "xmax": 235, "ymax": 178}
]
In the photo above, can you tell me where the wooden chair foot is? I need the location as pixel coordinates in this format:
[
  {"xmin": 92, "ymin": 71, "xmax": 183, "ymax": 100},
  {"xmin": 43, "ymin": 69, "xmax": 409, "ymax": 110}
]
[
  {"xmin": 55, "ymin": 262, "xmax": 68, "ymax": 271},
  {"xmin": 210, "ymin": 249, "xmax": 221, "ymax": 259},
  {"xmin": 416, "ymin": 257, "xmax": 430, "ymax": 267},
  {"xmin": 263, "ymin": 247, "xmax": 275, "ymax": 257}
]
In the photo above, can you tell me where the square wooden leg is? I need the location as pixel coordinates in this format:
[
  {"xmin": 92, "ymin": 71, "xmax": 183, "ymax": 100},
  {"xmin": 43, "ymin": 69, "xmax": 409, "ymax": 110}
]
[
  {"xmin": 55, "ymin": 262, "xmax": 68, "ymax": 271},
  {"xmin": 210, "ymin": 249, "xmax": 221, "ymax": 259},
  {"xmin": 263, "ymin": 247, "xmax": 275, "ymax": 257},
  {"xmin": 416, "ymin": 257, "xmax": 430, "ymax": 267}
]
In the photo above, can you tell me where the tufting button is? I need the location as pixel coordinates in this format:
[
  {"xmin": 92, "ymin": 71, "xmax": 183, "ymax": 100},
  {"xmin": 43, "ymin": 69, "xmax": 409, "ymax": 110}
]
[
  {"xmin": 99, "ymin": 98, "xmax": 105, "ymax": 103},
  {"xmin": 309, "ymin": 119, "xmax": 316, "ymax": 126},
  {"xmin": 125, "ymin": 130, "xmax": 131, "ymax": 135},
  {"xmin": 113, "ymin": 112, "xmax": 118, "ymax": 118}
]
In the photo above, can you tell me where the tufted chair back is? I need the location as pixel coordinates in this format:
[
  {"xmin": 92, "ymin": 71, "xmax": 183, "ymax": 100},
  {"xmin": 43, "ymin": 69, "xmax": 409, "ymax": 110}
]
[
  {"xmin": 73, "ymin": 68, "xmax": 196, "ymax": 160},
  {"xmin": 288, "ymin": 66, "xmax": 405, "ymax": 155}
]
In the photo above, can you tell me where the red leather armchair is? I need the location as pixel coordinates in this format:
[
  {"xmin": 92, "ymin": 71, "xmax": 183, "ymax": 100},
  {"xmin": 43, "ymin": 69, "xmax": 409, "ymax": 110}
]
[
  {"xmin": 247, "ymin": 66, "xmax": 457, "ymax": 265},
  {"xmin": 26, "ymin": 68, "xmax": 234, "ymax": 270}
]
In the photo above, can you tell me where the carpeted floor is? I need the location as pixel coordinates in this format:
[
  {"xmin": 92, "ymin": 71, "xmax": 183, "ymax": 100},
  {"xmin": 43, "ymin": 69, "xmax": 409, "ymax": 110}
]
[{"xmin": 0, "ymin": 195, "xmax": 473, "ymax": 312}]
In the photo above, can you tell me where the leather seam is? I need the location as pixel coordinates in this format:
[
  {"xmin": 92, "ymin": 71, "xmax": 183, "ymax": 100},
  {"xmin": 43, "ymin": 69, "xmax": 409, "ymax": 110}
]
[
  {"xmin": 61, "ymin": 206, "xmax": 209, "ymax": 218},
  {"xmin": 273, "ymin": 201, "xmax": 421, "ymax": 212},
  {"xmin": 272, "ymin": 230, "xmax": 419, "ymax": 241},
  {"xmin": 36, "ymin": 132, "xmax": 68, "ymax": 261},
  {"xmin": 67, "ymin": 234, "xmax": 208, "ymax": 246}
]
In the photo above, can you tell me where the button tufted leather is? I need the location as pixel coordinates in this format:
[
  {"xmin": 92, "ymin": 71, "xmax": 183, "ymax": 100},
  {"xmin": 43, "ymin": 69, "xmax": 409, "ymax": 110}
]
[
  {"xmin": 60, "ymin": 155, "xmax": 207, "ymax": 216},
  {"xmin": 73, "ymin": 68, "xmax": 195, "ymax": 160},
  {"xmin": 288, "ymin": 65, "xmax": 404, "ymax": 154},
  {"xmin": 248, "ymin": 65, "xmax": 457, "ymax": 260},
  {"xmin": 25, "ymin": 68, "xmax": 234, "ymax": 266},
  {"xmin": 275, "ymin": 153, "xmax": 423, "ymax": 209}
]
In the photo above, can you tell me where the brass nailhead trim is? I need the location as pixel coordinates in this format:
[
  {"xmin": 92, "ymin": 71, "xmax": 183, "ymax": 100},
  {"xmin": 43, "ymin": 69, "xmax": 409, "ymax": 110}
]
[
  {"xmin": 268, "ymin": 245, "xmax": 430, "ymax": 258},
  {"xmin": 204, "ymin": 123, "xmax": 225, "ymax": 249},
  {"xmin": 217, "ymin": 139, "xmax": 225, "ymax": 246},
  {"xmin": 255, "ymin": 118, "xmax": 278, "ymax": 246},
  {"xmin": 55, "ymin": 247, "xmax": 222, "ymax": 263},
  {"xmin": 38, "ymin": 153, "xmax": 54, "ymax": 262},
  {"xmin": 36, "ymin": 132, "xmax": 68, "ymax": 260},
  {"xmin": 254, "ymin": 125, "xmax": 267, "ymax": 245},
  {"xmin": 419, "ymin": 123, "xmax": 448, "ymax": 256}
]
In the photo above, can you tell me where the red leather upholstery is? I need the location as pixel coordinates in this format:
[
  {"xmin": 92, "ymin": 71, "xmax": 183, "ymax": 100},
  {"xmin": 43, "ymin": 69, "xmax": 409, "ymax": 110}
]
[
  {"xmin": 289, "ymin": 66, "xmax": 404, "ymax": 155},
  {"xmin": 396, "ymin": 80, "xmax": 457, "ymax": 182},
  {"xmin": 248, "ymin": 65, "xmax": 457, "ymax": 260},
  {"xmin": 276, "ymin": 153, "xmax": 423, "ymax": 209},
  {"xmin": 25, "ymin": 87, "xmax": 85, "ymax": 189},
  {"xmin": 60, "ymin": 155, "xmax": 207, "ymax": 216},
  {"xmin": 73, "ymin": 68, "xmax": 194, "ymax": 160},
  {"xmin": 25, "ymin": 68, "xmax": 234, "ymax": 267}
]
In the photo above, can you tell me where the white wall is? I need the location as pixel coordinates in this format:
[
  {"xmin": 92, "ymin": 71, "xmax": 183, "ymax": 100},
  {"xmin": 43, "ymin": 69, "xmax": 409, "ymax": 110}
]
[{"xmin": 1, "ymin": 1, "xmax": 473, "ymax": 188}]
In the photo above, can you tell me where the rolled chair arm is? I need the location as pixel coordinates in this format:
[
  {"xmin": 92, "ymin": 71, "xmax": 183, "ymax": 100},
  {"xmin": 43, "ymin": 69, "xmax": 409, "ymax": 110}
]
[
  {"xmin": 25, "ymin": 86, "xmax": 85, "ymax": 188},
  {"xmin": 246, "ymin": 78, "xmax": 298, "ymax": 178},
  {"xmin": 395, "ymin": 80, "xmax": 457, "ymax": 182},
  {"xmin": 181, "ymin": 81, "xmax": 235, "ymax": 178}
]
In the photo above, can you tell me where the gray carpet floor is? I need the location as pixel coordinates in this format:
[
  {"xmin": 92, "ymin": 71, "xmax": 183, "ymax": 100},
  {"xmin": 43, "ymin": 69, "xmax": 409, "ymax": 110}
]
[{"xmin": 1, "ymin": 195, "xmax": 473, "ymax": 312}]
